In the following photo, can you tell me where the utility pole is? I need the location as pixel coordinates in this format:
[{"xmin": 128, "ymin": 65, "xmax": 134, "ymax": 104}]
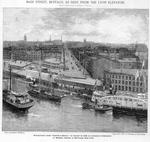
[{"xmin": 10, "ymin": 46, "xmax": 13, "ymax": 61}]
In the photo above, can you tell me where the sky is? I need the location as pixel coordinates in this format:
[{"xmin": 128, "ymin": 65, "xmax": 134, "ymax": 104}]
[{"xmin": 3, "ymin": 8, "xmax": 149, "ymax": 44}]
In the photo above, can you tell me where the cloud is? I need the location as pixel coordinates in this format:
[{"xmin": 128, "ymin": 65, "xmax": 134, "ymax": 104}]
[
  {"xmin": 3, "ymin": 8, "xmax": 148, "ymax": 44},
  {"xmin": 3, "ymin": 8, "xmax": 46, "ymax": 41},
  {"xmin": 95, "ymin": 14, "xmax": 148, "ymax": 43}
]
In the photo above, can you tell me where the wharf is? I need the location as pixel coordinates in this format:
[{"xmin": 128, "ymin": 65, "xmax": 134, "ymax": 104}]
[{"xmin": 3, "ymin": 68, "xmax": 101, "ymax": 90}]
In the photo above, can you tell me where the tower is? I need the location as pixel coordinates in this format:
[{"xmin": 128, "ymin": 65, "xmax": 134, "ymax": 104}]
[{"xmin": 24, "ymin": 34, "xmax": 27, "ymax": 41}]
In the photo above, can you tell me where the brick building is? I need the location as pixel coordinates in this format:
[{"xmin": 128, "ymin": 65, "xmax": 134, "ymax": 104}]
[
  {"xmin": 3, "ymin": 41, "xmax": 63, "ymax": 61},
  {"xmin": 104, "ymin": 69, "xmax": 148, "ymax": 93},
  {"xmin": 86, "ymin": 55, "xmax": 142, "ymax": 80}
]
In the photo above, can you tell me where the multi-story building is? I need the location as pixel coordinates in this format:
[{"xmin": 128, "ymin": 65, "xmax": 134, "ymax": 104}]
[
  {"xmin": 104, "ymin": 69, "xmax": 148, "ymax": 93},
  {"xmin": 86, "ymin": 55, "xmax": 142, "ymax": 80},
  {"xmin": 3, "ymin": 41, "xmax": 63, "ymax": 61},
  {"xmin": 135, "ymin": 43, "xmax": 148, "ymax": 61},
  {"xmin": 117, "ymin": 58, "xmax": 142, "ymax": 69}
]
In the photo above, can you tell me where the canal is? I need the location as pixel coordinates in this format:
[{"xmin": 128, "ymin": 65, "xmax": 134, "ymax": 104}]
[{"xmin": 2, "ymin": 78, "xmax": 147, "ymax": 132}]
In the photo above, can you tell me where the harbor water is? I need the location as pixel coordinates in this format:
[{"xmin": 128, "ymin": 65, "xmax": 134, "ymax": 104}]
[{"xmin": 2, "ymin": 78, "xmax": 147, "ymax": 132}]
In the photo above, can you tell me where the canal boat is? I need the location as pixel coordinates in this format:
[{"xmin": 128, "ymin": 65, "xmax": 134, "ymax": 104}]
[
  {"xmin": 3, "ymin": 65, "xmax": 34, "ymax": 111},
  {"xmin": 3, "ymin": 89, "xmax": 34, "ymax": 111},
  {"xmin": 28, "ymin": 86, "xmax": 62, "ymax": 102}
]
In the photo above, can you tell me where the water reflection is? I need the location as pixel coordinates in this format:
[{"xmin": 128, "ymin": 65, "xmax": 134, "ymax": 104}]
[
  {"xmin": 2, "ymin": 78, "xmax": 147, "ymax": 132},
  {"xmin": 113, "ymin": 111, "xmax": 147, "ymax": 122},
  {"xmin": 3, "ymin": 103, "xmax": 28, "ymax": 120}
]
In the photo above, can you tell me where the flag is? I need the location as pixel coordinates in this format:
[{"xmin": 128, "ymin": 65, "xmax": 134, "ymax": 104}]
[
  {"xmin": 135, "ymin": 70, "xmax": 139, "ymax": 81},
  {"xmin": 94, "ymin": 79, "xmax": 98, "ymax": 87},
  {"xmin": 94, "ymin": 79, "xmax": 98, "ymax": 89},
  {"xmin": 139, "ymin": 60, "xmax": 145, "ymax": 77},
  {"xmin": 142, "ymin": 60, "xmax": 145, "ymax": 69},
  {"xmin": 142, "ymin": 71, "xmax": 147, "ymax": 92}
]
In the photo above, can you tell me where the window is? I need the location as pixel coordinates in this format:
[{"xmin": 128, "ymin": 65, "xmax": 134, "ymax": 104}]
[
  {"xmin": 129, "ymin": 87, "xmax": 131, "ymax": 91},
  {"xmin": 124, "ymin": 98, "xmax": 128, "ymax": 101},
  {"xmin": 119, "ymin": 86, "xmax": 121, "ymax": 90},
  {"xmin": 115, "ymin": 80, "xmax": 117, "ymax": 83},
  {"xmin": 126, "ymin": 86, "xmax": 128, "ymax": 91},
  {"xmin": 133, "ymin": 82, "xmax": 135, "ymax": 86},
  {"xmin": 133, "ymin": 87, "xmax": 135, "ymax": 92},
  {"xmin": 122, "ymin": 80, "xmax": 124, "ymax": 84},
  {"xmin": 122, "ymin": 76, "xmax": 124, "ymax": 79},
  {"xmin": 122, "ymin": 86, "xmax": 124, "ymax": 91},
  {"xmin": 129, "ymin": 81, "xmax": 131, "ymax": 85},
  {"xmin": 119, "ymin": 75, "xmax": 121, "ymax": 79},
  {"xmin": 115, "ymin": 86, "xmax": 117, "ymax": 90},
  {"xmin": 126, "ymin": 76, "xmax": 128, "ymax": 80},
  {"xmin": 129, "ymin": 76, "xmax": 131, "ymax": 80},
  {"xmin": 126, "ymin": 81, "xmax": 128, "ymax": 85},
  {"xmin": 136, "ymin": 82, "xmax": 139, "ymax": 86},
  {"xmin": 140, "ymin": 77, "xmax": 143, "ymax": 81}
]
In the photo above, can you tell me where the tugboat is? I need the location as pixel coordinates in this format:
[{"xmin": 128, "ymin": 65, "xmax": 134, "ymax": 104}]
[
  {"xmin": 82, "ymin": 93, "xmax": 94, "ymax": 109},
  {"xmin": 3, "ymin": 65, "xmax": 34, "ymax": 111},
  {"xmin": 94, "ymin": 104, "xmax": 112, "ymax": 112},
  {"xmin": 82, "ymin": 101, "xmax": 93, "ymax": 109}
]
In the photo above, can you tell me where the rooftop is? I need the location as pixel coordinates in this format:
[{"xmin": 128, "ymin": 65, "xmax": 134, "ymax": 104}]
[
  {"xmin": 107, "ymin": 68, "xmax": 148, "ymax": 76},
  {"xmin": 45, "ymin": 58, "xmax": 62, "ymax": 65},
  {"xmin": 118, "ymin": 58, "xmax": 137, "ymax": 63},
  {"xmin": 56, "ymin": 76, "xmax": 102, "ymax": 86},
  {"xmin": 135, "ymin": 44, "xmax": 148, "ymax": 52}
]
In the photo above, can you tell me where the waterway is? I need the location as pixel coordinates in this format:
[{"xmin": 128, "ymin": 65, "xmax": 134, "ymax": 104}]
[{"xmin": 2, "ymin": 78, "xmax": 147, "ymax": 132}]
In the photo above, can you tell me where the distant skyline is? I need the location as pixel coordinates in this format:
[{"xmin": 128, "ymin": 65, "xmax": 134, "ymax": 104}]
[{"xmin": 3, "ymin": 8, "xmax": 149, "ymax": 44}]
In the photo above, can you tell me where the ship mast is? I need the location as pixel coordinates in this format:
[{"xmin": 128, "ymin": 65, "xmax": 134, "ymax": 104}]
[
  {"xmin": 39, "ymin": 46, "xmax": 42, "ymax": 92},
  {"xmin": 9, "ymin": 65, "xmax": 12, "ymax": 91},
  {"xmin": 49, "ymin": 69, "xmax": 53, "ymax": 94}
]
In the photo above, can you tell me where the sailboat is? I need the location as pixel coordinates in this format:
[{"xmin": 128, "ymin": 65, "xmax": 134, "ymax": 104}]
[
  {"xmin": 28, "ymin": 76, "xmax": 62, "ymax": 102},
  {"xmin": 28, "ymin": 50, "xmax": 62, "ymax": 102},
  {"xmin": 3, "ymin": 65, "xmax": 35, "ymax": 111}
]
